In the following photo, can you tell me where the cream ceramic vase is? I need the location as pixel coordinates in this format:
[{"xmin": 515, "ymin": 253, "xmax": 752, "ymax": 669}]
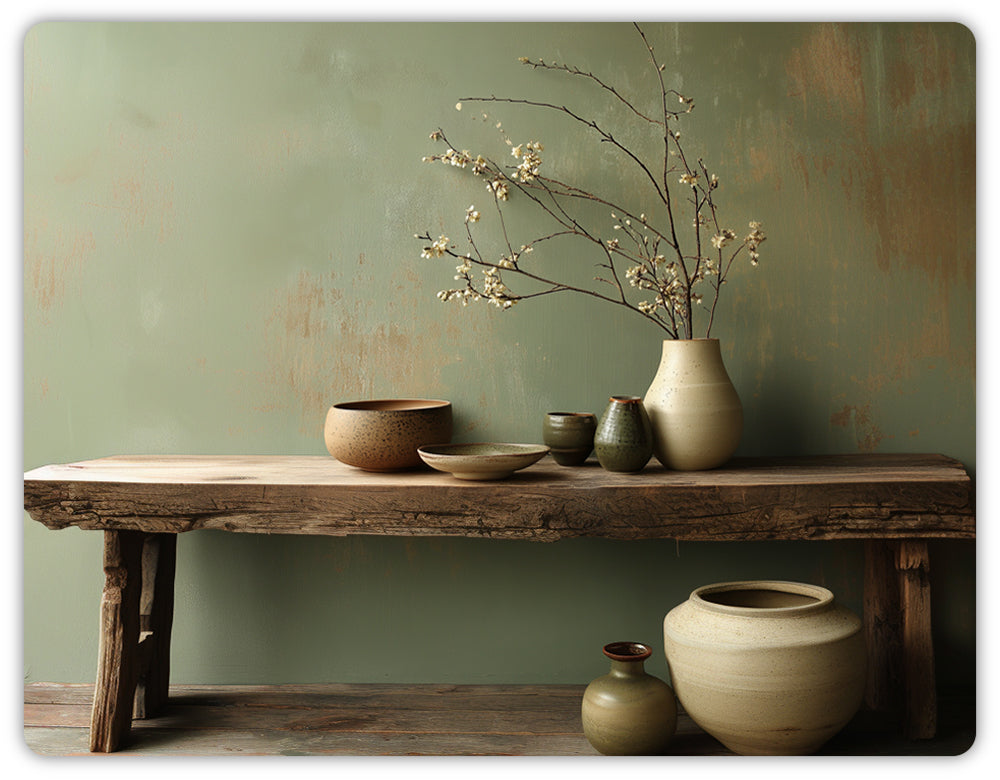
[
  {"xmin": 643, "ymin": 338, "xmax": 741, "ymax": 470},
  {"xmin": 663, "ymin": 580, "xmax": 866, "ymax": 756}
]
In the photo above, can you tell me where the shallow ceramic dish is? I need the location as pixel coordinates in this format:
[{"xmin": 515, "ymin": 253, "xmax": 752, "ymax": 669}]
[
  {"xmin": 325, "ymin": 399, "xmax": 452, "ymax": 472},
  {"xmin": 417, "ymin": 443, "xmax": 550, "ymax": 480}
]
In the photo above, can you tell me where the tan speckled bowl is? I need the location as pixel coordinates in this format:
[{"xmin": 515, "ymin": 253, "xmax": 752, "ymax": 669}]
[{"xmin": 324, "ymin": 399, "xmax": 453, "ymax": 471}]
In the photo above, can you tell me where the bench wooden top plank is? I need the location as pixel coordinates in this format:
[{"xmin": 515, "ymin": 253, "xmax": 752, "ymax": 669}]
[{"xmin": 23, "ymin": 453, "xmax": 974, "ymax": 542}]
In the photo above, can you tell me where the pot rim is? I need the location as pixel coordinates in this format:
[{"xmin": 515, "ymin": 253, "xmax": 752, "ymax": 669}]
[
  {"xmin": 689, "ymin": 580, "xmax": 834, "ymax": 618},
  {"xmin": 602, "ymin": 641, "xmax": 652, "ymax": 662},
  {"xmin": 331, "ymin": 399, "xmax": 451, "ymax": 413}
]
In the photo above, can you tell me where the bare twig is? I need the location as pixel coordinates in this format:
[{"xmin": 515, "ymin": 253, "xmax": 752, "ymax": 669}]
[{"xmin": 418, "ymin": 24, "xmax": 763, "ymax": 339}]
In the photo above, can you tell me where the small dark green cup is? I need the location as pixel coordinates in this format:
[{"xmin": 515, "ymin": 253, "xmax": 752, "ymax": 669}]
[{"xmin": 542, "ymin": 412, "xmax": 597, "ymax": 466}]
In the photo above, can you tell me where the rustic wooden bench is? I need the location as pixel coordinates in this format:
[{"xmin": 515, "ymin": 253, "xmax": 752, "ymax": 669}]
[{"xmin": 23, "ymin": 453, "xmax": 975, "ymax": 753}]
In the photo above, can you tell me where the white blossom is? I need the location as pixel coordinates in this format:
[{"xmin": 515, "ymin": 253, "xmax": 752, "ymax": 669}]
[
  {"xmin": 420, "ymin": 235, "xmax": 450, "ymax": 259},
  {"xmin": 711, "ymin": 229, "xmax": 737, "ymax": 250},
  {"xmin": 487, "ymin": 178, "xmax": 509, "ymax": 201}
]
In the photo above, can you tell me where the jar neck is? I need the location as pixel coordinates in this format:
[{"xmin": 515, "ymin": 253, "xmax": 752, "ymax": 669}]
[
  {"xmin": 602, "ymin": 641, "xmax": 652, "ymax": 675},
  {"xmin": 609, "ymin": 658, "xmax": 646, "ymax": 677}
]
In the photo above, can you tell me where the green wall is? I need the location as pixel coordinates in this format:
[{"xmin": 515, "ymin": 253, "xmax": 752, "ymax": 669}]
[{"xmin": 23, "ymin": 22, "xmax": 975, "ymax": 689}]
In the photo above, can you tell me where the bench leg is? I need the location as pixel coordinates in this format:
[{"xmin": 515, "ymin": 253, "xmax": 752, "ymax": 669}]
[
  {"xmin": 90, "ymin": 529, "xmax": 144, "ymax": 752},
  {"xmin": 134, "ymin": 533, "xmax": 176, "ymax": 719},
  {"xmin": 862, "ymin": 540, "xmax": 937, "ymax": 739},
  {"xmin": 897, "ymin": 540, "xmax": 937, "ymax": 739},
  {"xmin": 863, "ymin": 540, "xmax": 902, "ymax": 713}
]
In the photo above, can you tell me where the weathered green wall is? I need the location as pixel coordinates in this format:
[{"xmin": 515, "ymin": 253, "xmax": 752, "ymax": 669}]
[{"xmin": 23, "ymin": 22, "xmax": 975, "ymax": 688}]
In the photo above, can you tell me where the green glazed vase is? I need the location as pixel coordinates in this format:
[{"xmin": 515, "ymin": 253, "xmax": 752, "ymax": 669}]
[
  {"xmin": 593, "ymin": 395, "xmax": 653, "ymax": 472},
  {"xmin": 581, "ymin": 642, "xmax": 678, "ymax": 755}
]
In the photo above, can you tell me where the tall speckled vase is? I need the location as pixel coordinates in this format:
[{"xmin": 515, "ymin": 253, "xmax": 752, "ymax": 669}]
[
  {"xmin": 594, "ymin": 395, "xmax": 653, "ymax": 472},
  {"xmin": 581, "ymin": 642, "xmax": 677, "ymax": 755},
  {"xmin": 643, "ymin": 338, "xmax": 742, "ymax": 470}
]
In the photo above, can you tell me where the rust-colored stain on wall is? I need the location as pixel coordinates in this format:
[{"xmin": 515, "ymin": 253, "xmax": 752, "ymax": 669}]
[
  {"xmin": 107, "ymin": 168, "xmax": 177, "ymax": 245},
  {"xmin": 262, "ymin": 262, "xmax": 450, "ymax": 434},
  {"xmin": 785, "ymin": 24, "xmax": 973, "ymax": 283},
  {"xmin": 830, "ymin": 403, "xmax": 889, "ymax": 453},
  {"xmin": 24, "ymin": 220, "xmax": 96, "ymax": 315},
  {"xmin": 103, "ymin": 114, "xmax": 194, "ymax": 245},
  {"xmin": 262, "ymin": 268, "xmax": 340, "ymax": 431},
  {"xmin": 886, "ymin": 25, "xmax": 960, "ymax": 107},
  {"xmin": 785, "ymin": 25, "xmax": 867, "ymax": 126},
  {"xmin": 869, "ymin": 292, "xmax": 973, "ymax": 398},
  {"xmin": 781, "ymin": 23, "xmax": 974, "ymax": 453}
]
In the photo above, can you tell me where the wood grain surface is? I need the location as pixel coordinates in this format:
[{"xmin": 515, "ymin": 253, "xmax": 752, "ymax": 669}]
[
  {"xmin": 23, "ymin": 682, "xmax": 975, "ymax": 757},
  {"xmin": 24, "ymin": 453, "xmax": 974, "ymax": 541}
]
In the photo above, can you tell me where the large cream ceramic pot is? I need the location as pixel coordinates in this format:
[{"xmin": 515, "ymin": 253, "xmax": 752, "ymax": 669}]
[
  {"xmin": 643, "ymin": 338, "xmax": 741, "ymax": 470},
  {"xmin": 663, "ymin": 580, "xmax": 866, "ymax": 755}
]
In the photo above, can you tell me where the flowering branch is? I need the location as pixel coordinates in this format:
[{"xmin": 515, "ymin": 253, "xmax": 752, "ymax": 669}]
[{"xmin": 417, "ymin": 23, "xmax": 765, "ymax": 340}]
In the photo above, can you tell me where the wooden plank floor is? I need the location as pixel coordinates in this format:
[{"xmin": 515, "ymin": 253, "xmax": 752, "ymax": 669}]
[{"xmin": 23, "ymin": 682, "xmax": 975, "ymax": 757}]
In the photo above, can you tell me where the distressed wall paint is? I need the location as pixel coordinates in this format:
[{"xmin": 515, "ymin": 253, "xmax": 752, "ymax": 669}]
[{"xmin": 24, "ymin": 22, "xmax": 974, "ymax": 688}]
